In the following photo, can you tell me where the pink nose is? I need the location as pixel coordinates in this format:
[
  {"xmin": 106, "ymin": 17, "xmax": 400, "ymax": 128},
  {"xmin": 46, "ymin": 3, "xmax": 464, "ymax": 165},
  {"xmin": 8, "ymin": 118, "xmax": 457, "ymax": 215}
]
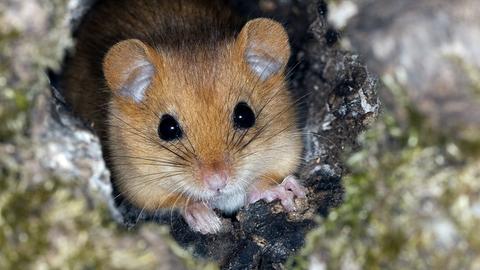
[{"xmin": 203, "ymin": 172, "xmax": 227, "ymax": 192}]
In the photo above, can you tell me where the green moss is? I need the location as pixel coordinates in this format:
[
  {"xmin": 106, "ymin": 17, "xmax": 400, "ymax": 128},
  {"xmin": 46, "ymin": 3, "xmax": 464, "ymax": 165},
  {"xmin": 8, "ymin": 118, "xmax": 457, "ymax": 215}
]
[
  {"xmin": 289, "ymin": 78, "xmax": 480, "ymax": 269},
  {"xmin": 449, "ymin": 55, "xmax": 480, "ymax": 100},
  {"xmin": 0, "ymin": 88, "xmax": 29, "ymax": 142},
  {"xmin": 0, "ymin": 26, "xmax": 29, "ymax": 142},
  {"xmin": 0, "ymin": 1, "xmax": 71, "ymax": 143},
  {"xmin": 0, "ymin": 164, "xmax": 177, "ymax": 269}
]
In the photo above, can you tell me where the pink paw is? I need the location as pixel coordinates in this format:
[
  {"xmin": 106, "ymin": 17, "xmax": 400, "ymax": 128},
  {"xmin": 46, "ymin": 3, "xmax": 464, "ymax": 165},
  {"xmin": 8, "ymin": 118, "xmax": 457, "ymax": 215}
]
[
  {"xmin": 248, "ymin": 175, "xmax": 307, "ymax": 211},
  {"xmin": 181, "ymin": 202, "xmax": 222, "ymax": 234}
]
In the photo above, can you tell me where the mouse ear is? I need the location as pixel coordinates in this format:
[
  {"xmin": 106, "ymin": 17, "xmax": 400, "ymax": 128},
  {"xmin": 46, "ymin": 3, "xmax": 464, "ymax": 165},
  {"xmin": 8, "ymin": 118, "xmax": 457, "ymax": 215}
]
[
  {"xmin": 103, "ymin": 39, "xmax": 156, "ymax": 103},
  {"xmin": 236, "ymin": 18, "xmax": 291, "ymax": 80}
]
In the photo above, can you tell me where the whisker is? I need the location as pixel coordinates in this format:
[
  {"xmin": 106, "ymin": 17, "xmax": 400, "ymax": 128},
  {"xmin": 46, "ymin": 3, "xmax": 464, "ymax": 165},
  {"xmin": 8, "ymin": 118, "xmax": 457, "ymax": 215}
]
[{"xmin": 109, "ymin": 155, "xmax": 189, "ymax": 166}]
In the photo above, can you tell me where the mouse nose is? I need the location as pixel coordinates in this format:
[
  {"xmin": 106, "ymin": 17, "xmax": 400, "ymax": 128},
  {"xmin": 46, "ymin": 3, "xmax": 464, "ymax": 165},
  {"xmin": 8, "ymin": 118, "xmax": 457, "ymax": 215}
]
[{"xmin": 203, "ymin": 171, "xmax": 227, "ymax": 192}]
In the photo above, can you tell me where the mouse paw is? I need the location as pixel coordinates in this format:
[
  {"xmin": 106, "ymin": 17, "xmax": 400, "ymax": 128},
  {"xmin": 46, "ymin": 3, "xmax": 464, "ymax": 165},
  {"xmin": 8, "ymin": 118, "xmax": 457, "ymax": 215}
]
[
  {"xmin": 182, "ymin": 202, "xmax": 222, "ymax": 234},
  {"xmin": 248, "ymin": 175, "xmax": 307, "ymax": 211}
]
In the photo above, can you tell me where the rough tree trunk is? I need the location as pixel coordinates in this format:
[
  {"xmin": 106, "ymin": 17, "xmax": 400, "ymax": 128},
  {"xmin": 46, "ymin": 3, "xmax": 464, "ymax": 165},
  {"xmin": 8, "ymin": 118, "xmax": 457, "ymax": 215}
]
[{"xmin": 15, "ymin": 0, "xmax": 379, "ymax": 269}]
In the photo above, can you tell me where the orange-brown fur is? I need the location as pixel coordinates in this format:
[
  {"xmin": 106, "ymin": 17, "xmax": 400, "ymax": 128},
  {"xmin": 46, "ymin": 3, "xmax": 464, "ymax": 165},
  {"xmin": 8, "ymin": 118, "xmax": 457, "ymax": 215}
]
[{"xmin": 62, "ymin": 0, "xmax": 302, "ymax": 212}]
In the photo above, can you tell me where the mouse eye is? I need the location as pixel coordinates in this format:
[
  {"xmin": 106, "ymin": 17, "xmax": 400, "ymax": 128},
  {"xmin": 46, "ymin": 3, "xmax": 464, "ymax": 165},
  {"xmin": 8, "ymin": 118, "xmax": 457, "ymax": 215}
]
[
  {"xmin": 233, "ymin": 102, "xmax": 255, "ymax": 129},
  {"xmin": 158, "ymin": 114, "xmax": 183, "ymax": 141}
]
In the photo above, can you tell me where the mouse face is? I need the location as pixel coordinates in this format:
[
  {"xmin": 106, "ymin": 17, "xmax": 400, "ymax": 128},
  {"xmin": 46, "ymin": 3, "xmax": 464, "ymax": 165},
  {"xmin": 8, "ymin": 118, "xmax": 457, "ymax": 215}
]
[{"xmin": 104, "ymin": 19, "xmax": 302, "ymax": 212}]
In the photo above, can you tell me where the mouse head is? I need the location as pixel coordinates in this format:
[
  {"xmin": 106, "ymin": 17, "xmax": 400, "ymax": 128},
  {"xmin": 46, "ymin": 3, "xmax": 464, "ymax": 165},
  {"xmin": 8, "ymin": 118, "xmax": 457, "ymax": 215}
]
[{"xmin": 103, "ymin": 18, "xmax": 302, "ymax": 210}]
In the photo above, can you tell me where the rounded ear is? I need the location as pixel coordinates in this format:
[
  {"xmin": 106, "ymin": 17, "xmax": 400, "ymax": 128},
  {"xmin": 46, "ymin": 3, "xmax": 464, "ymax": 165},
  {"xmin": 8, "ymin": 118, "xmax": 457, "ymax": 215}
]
[
  {"xmin": 103, "ymin": 39, "xmax": 156, "ymax": 103},
  {"xmin": 236, "ymin": 18, "xmax": 291, "ymax": 80}
]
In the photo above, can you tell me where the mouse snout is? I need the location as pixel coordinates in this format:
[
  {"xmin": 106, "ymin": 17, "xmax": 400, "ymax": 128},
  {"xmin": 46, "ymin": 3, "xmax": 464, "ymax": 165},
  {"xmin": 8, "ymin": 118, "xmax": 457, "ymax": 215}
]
[
  {"xmin": 197, "ymin": 159, "xmax": 231, "ymax": 192},
  {"xmin": 203, "ymin": 171, "xmax": 228, "ymax": 192}
]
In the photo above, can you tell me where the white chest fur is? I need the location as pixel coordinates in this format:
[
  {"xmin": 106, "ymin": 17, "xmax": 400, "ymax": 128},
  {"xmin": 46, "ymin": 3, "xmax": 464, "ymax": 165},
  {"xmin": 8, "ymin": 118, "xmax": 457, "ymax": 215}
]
[{"xmin": 210, "ymin": 191, "xmax": 246, "ymax": 214}]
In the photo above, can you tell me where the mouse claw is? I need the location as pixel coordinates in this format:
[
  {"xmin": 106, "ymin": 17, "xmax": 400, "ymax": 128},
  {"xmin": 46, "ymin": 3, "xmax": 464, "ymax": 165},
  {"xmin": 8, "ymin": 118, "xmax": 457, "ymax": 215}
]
[
  {"xmin": 283, "ymin": 175, "xmax": 307, "ymax": 198},
  {"xmin": 182, "ymin": 202, "xmax": 222, "ymax": 234},
  {"xmin": 248, "ymin": 175, "xmax": 307, "ymax": 212}
]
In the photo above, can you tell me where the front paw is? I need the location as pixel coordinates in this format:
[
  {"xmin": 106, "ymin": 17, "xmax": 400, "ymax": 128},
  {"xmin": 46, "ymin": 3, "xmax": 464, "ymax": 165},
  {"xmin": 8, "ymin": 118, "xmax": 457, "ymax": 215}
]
[
  {"xmin": 181, "ymin": 202, "xmax": 222, "ymax": 234},
  {"xmin": 247, "ymin": 175, "xmax": 307, "ymax": 211}
]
